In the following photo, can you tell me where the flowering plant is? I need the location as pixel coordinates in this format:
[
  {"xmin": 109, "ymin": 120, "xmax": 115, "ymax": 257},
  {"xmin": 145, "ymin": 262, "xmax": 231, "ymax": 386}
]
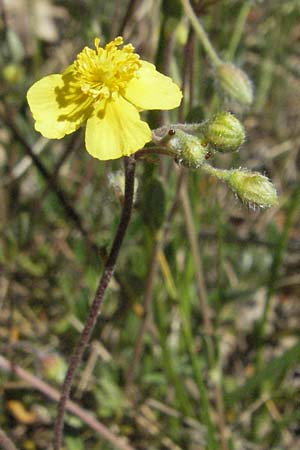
[
  {"xmin": 27, "ymin": 37, "xmax": 182, "ymax": 160},
  {"xmin": 25, "ymin": 32, "xmax": 279, "ymax": 450}
]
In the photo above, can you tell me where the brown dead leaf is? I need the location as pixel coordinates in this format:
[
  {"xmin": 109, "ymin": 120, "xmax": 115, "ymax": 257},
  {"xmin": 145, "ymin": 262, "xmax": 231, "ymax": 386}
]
[{"xmin": 6, "ymin": 400, "xmax": 37, "ymax": 424}]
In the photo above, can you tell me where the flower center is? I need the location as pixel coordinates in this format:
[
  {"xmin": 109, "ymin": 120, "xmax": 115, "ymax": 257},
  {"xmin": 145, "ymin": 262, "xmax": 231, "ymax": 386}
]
[{"xmin": 72, "ymin": 37, "xmax": 141, "ymax": 101}]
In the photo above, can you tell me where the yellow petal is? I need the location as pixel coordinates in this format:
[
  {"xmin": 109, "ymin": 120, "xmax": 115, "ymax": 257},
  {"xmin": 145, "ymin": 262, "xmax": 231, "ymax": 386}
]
[
  {"xmin": 85, "ymin": 96, "xmax": 152, "ymax": 160},
  {"xmin": 27, "ymin": 72, "xmax": 92, "ymax": 139},
  {"xmin": 124, "ymin": 60, "xmax": 182, "ymax": 111}
]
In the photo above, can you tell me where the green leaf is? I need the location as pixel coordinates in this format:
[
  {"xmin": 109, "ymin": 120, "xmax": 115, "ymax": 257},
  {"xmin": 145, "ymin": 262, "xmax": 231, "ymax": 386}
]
[
  {"xmin": 65, "ymin": 436, "xmax": 85, "ymax": 450},
  {"xmin": 139, "ymin": 177, "xmax": 166, "ymax": 233}
]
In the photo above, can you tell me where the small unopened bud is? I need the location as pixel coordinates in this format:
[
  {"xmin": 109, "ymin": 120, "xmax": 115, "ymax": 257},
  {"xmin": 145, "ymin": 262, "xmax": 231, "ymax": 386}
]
[
  {"xmin": 204, "ymin": 112, "xmax": 245, "ymax": 153},
  {"xmin": 2, "ymin": 63, "xmax": 24, "ymax": 84},
  {"xmin": 39, "ymin": 353, "xmax": 67, "ymax": 383},
  {"xmin": 225, "ymin": 169, "xmax": 278, "ymax": 208},
  {"xmin": 108, "ymin": 170, "xmax": 139, "ymax": 202},
  {"xmin": 216, "ymin": 63, "xmax": 253, "ymax": 106},
  {"xmin": 166, "ymin": 129, "xmax": 208, "ymax": 169}
]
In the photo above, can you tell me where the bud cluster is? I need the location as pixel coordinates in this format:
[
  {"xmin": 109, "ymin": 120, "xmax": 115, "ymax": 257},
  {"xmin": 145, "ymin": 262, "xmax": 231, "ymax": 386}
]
[
  {"xmin": 146, "ymin": 11, "xmax": 278, "ymax": 209},
  {"xmin": 165, "ymin": 129, "xmax": 208, "ymax": 169},
  {"xmin": 151, "ymin": 112, "xmax": 278, "ymax": 210},
  {"xmin": 162, "ymin": 111, "xmax": 245, "ymax": 169}
]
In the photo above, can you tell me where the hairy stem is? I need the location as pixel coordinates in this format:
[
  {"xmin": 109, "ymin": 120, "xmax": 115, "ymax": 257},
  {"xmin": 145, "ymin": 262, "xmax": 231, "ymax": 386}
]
[
  {"xmin": 53, "ymin": 156, "xmax": 136, "ymax": 450},
  {"xmin": 226, "ymin": 0, "xmax": 253, "ymax": 61}
]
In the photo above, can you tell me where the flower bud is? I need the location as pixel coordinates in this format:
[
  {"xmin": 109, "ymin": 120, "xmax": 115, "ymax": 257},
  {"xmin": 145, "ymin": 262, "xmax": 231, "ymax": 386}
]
[
  {"xmin": 204, "ymin": 112, "xmax": 245, "ymax": 153},
  {"xmin": 39, "ymin": 352, "xmax": 67, "ymax": 383},
  {"xmin": 108, "ymin": 170, "xmax": 139, "ymax": 202},
  {"xmin": 225, "ymin": 169, "xmax": 278, "ymax": 208},
  {"xmin": 2, "ymin": 63, "xmax": 24, "ymax": 84},
  {"xmin": 166, "ymin": 129, "xmax": 208, "ymax": 169},
  {"xmin": 216, "ymin": 63, "xmax": 253, "ymax": 106}
]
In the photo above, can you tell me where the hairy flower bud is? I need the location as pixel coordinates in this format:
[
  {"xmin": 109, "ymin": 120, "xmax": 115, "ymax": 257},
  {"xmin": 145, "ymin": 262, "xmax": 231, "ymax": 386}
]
[
  {"xmin": 166, "ymin": 129, "xmax": 208, "ymax": 169},
  {"xmin": 202, "ymin": 166, "xmax": 278, "ymax": 208},
  {"xmin": 225, "ymin": 169, "xmax": 278, "ymax": 208},
  {"xmin": 216, "ymin": 63, "xmax": 253, "ymax": 106},
  {"xmin": 204, "ymin": 112, "xmax": 245, "ymax": 153}
]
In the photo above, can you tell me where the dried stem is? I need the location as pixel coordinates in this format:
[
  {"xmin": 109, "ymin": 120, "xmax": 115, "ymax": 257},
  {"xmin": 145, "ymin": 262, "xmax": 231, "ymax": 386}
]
[
  {"xmin": 53, "ymin": 156, "xmax": 136, "ymax": 450},
  {"xmin": 0, "ymin": 355, "xmax": 133, "ymax": 450}
]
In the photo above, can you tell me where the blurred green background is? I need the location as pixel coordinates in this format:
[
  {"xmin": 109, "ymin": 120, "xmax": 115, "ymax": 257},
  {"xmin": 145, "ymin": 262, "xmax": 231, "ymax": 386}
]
[{"xmin": 0, "ymin": 0, "xmax": 300, "ymax": 449}]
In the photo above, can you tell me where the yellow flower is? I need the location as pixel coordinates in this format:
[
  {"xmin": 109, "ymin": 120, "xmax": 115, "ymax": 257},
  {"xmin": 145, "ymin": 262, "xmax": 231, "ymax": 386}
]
[{"xmin": 27, "ymin": 37, "xmax": 182, "ymax": 160}]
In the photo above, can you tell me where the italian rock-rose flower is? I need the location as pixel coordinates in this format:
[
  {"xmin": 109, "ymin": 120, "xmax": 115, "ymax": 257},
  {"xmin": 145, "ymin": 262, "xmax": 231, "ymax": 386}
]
[{"xmin": 27, "ymin": 37, "xmax": 182, "ymax": 160}]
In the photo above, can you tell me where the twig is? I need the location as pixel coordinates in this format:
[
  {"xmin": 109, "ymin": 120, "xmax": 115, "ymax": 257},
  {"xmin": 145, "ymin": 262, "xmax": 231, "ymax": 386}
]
[
  {"xmin": 53, "ymin": 156, "xmax": 136, "ymax": 450},
  {"xmin": 0, "ymin": 355, "xmax": 134, "ymax": 450}
]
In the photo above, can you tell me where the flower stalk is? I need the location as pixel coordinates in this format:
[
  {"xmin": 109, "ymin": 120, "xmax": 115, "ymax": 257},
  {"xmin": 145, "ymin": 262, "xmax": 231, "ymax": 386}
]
[
  {"xmin": 180, "ymin": 0, "xmax": 253, "ymax": 107},
  {"xmin": 53, "ymin": 156, "xmax": 136, "ymax": 450}
]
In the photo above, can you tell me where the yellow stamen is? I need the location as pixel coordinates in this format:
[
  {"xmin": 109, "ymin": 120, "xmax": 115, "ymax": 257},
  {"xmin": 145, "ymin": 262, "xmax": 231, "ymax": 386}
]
[{"xmin": 71, "ymin": 36, "xmax": 141, "ymax": 101}]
